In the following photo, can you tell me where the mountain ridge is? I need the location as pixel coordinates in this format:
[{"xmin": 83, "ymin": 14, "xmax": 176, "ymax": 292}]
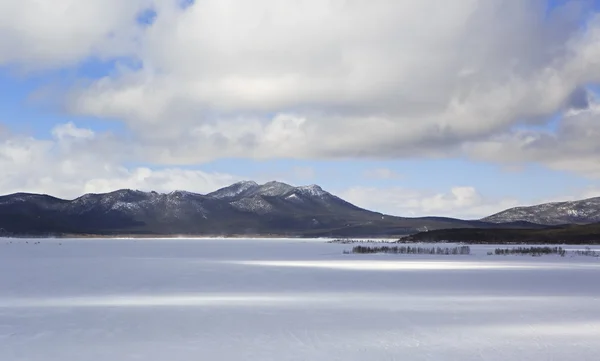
[
  {"xmin": 482, "ymin": 196, "xmax": 600, "ymax": 225},
  {"xmin": 0, "ymin": 180, "xmax": 509, "ymax": 237}
]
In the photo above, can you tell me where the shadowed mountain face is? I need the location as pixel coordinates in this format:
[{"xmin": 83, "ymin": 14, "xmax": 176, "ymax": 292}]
[
  {"xmin": 482, "ymin": 197, "xmax": 600, "ymax": 226},
  {"xmin": 0, "ymin": 181, "xmax": 505, "ymax": 237}
]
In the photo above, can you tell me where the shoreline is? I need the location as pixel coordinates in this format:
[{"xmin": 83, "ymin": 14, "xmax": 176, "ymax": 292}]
[{"xmin": 3, "ymin": 234, "xmax": 600, "ymax": 245}]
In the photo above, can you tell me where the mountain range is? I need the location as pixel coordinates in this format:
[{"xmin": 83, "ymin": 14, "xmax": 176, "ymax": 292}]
[
  {"xmin": 0, "ymin": 180, "xmax": 598, "ymax": 237},
  {"xmin": 0, "ymin": 180, "xmax": 519, "ymax": 237}
]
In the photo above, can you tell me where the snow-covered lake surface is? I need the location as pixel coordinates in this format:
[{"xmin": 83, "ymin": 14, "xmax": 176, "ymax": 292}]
[{"xmin": 1, "ymin": 238, "xmax": 599, "ymax": 360}]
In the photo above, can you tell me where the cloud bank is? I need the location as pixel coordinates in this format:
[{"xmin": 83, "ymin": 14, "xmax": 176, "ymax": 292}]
[
  {"xmin": 2, "ymin": 1, "xmax": 599, "ymax": 169},
  {"xmin": 1, "ymin": 0, "xmax": 600, "ymax": 217}
]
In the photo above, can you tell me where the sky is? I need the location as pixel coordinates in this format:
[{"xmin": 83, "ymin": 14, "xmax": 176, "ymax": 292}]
[{"xmin": 1, "ymin": 0, "xmax": 600, "ymax": 219}]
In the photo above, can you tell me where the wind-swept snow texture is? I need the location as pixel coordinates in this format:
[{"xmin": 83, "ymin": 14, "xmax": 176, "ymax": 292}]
[{"xmin": 1, "ymin": 238, "xmax": 599, "ymax": 361}]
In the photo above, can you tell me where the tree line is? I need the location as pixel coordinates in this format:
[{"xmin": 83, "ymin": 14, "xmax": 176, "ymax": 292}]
[
  {"xmin": 492, "ymin": 246, "xmax": 600, "ymax": 257},
  {"xmin": 350, "ymin": 245, "xmax": 471, "ymax": 255},
  {"xmin": 493, "ymin": 246, "xmax": 567, "ymax": 256}
]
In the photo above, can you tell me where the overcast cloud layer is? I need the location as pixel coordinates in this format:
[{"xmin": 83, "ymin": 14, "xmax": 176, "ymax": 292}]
[{"xmin": 1, "ymin": 0, "xmax": 600, "ymax": 218}]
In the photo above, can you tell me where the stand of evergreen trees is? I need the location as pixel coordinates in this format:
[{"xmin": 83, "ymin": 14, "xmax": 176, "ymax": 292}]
[
  {"xmin": 493, "ymin": 246, "xmax": 566, "ymax": 256},
  {"xmin": 350, "ymin": 245, "xmax": 470, "ymax": 255},
  {"xmin": 572, "ymin": 247, "xmax": 600, "ymax": 257}
]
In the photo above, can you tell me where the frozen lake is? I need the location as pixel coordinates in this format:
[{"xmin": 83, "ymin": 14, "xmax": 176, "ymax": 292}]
[{"xmin": 1, "ymin": 238, "xmax": 599, "ymax": 360}]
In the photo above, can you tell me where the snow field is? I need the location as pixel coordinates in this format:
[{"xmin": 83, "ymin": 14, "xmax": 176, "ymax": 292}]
[{"xmin": 0, "ymin": 238, "xmax": 599, "ymax": 360}]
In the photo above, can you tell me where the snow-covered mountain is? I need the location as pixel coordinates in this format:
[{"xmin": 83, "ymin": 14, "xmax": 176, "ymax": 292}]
[
  {"xmin": 206, "ymin": 181, "xmax": 260, "ymax": 201},
  {"xmin": 207, "ymin": 181, "xmax": 295, "ymax": 201},
  {"xmin": 209, "ymin": 181, "xmax": 364, "ymax": 216},
  {"xmin": 0, "ymin": 181, "xmax": 493, "ymax": 237},
  {"xmin": 482, "ymin": 197, "xmax": 600, "ymax": 225}
]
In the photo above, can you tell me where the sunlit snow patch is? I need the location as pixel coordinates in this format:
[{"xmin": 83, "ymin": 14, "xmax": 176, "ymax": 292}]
[{"xmin": 227, "ymin": 260, "xmax": 548, "ymax": 270}]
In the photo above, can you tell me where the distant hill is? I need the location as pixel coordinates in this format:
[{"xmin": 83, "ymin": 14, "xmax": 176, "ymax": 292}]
[
  {"xmin": 400, "ymin": 223, "xmax": 600, "ymax": 244},
  {"xmin": 0, "ymin": 181, "xmax": 520, "ymax": 238},
  {"xmin": 482, "ymin": 197, "xmax": 600, "ymax": 225}
]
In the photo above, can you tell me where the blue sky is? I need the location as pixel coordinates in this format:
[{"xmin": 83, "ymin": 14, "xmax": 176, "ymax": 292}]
[{"xmin": 1, "ymin": 0, "xmax": 599, "ymax": 218}]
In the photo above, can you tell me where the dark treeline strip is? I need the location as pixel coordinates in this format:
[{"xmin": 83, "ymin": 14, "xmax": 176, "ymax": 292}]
[
  {"xmin": 492, "ymin": 246, "xmax": 600, "ymax": 257},
  {"xmin": 571, "ymin": 247, "xmax": 600, "ymax": 257},
  {"xmin": 350, "ymin": 245, "xmax": 471, "ymax": 255},
  {"xmin": 493, "ymin": 246, "xmax": 566, "ymax": 256}
]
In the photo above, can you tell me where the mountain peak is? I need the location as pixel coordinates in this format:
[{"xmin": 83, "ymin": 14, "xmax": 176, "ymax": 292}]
[
  {"xmin": 207, "ymin": 180, "xmax": 261, "ymax": 200},
  {"xmin": 105, "ymin": 189, "xmax": 148, "ymax": 198},
  {"xmin": 255, "ymin": 181, "xmax": 294, "ymax": 197},
  {"xmin": 295, "ymin": 184, "xmax": 328, "ymax": 198},
  {"xmin": 168, "ymin": 190, "xmax": 200, "ymax": 198},
  {"xmin": 231, "ymin": 180, "xmax": 259, "ymax": 187}
]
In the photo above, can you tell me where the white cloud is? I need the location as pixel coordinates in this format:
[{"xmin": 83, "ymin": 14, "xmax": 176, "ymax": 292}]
[
  {"xmin": 338, "ymin": 182, "xmax": 600, "ymax": 219},
  {"xmin": 0, "ymin": 126, "xmax": 535, "ymax": 218},
  {"xmin": 2, "ymin": 0, "xmax": 600, "ymax": 183},
  {"xmin": 0, "ymin": 0, "xmax": 155, "ymax": 69},
  {"xmin": 338, "ymin": 186, "xmax": 520, "ymax": 219},
  {"xmin": 55, "ymin": 1, "xmax": 600, "ymax": 164},
  {"xmin": 81, "ymin": 167, "xmax": 238, "ymax": 196},
  {"xmin": 0, "ymin": 123, "xmax": 239, "ymax": 198},
  {"xmin": 464, "ymin": 98, "xmax": 600, "ymax": 178},
  {"xmin": 3, "ymin": 122, "xmax": 600, "ymax": 219},
  {"xmin": 51, "ymin": 122, "xmax": 95, "ymax": 141}
]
